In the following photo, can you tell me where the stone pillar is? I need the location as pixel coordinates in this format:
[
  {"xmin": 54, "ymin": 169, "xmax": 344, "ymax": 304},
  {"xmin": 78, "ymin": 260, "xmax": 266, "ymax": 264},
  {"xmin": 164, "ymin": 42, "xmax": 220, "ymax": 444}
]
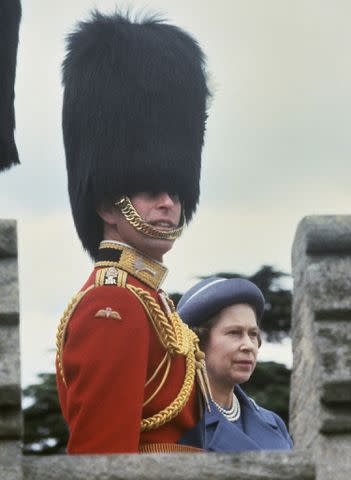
[
  {"xmin": 0, "ymin": 220, "xmax": 22, "ymax": 479},
  {"xmin": 291, "ymin": 216, "xmax": 351, "ymax": 480}
]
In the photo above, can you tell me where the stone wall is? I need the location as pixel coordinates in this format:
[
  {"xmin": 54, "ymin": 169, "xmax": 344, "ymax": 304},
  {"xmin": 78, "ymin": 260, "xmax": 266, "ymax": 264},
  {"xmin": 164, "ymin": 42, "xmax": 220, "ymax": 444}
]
[
  {"xmin": 0, "ymin": 220, "xmax": 22, "ymax": 480},
  {"xmin": 3, "ymin": 216, "xmax": 351, "ymax": 479},
  {"xmin": 22, "ymin": 450, "xmax": 314, "ymax": 480},
  {"xmin": 291, "ymin": 215, "xmax": 351, "ymax": 480}
]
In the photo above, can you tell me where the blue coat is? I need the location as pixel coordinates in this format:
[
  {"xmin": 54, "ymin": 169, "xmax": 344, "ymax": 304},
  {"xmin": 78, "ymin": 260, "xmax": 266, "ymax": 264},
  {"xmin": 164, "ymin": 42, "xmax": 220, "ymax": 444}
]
[{"xmin": 178, "ymin": 386, "xmax": 293, "ymax": 452}]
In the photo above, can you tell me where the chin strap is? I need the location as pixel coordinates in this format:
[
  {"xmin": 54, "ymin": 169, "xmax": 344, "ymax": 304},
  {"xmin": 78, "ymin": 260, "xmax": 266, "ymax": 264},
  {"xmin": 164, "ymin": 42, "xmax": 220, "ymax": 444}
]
[{"xmin": 115, "ymin": 196, "xmax": 184, "ymax": 240}]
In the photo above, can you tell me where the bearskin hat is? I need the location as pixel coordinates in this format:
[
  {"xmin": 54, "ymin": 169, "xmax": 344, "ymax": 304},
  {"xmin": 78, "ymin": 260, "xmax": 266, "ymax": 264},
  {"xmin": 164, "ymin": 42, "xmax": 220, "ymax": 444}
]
[
  {"xmin": 0, "ymin": 0, "xmax": 21, "ymax": 172},
  {"xmin": 62, "ymin": 10, "xmax": 209, "ymax": 259}
]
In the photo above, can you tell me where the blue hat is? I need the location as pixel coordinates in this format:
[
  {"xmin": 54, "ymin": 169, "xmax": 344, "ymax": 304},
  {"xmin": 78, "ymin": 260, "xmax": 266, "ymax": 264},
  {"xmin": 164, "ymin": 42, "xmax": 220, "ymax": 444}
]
[{"xmin": 177, "ymin": 277, "xmax": 265, "ymax": 327}]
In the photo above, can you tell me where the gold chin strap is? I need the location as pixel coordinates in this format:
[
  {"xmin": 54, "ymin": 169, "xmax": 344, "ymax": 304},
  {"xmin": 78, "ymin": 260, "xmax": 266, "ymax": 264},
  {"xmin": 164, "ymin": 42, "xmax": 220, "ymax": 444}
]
[{"xmin": 115, "ymin": 196, "xmax": 184, "ymax": 240}]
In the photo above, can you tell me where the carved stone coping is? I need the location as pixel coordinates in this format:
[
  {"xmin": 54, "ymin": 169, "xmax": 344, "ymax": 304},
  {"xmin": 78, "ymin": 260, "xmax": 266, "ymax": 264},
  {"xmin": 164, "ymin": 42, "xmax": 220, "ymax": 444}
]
[
  {"xmin": 23, "ymin": 451, "xmax": 315, "ymax": 480},
  {"xmin": 292, "ymin": 215, "xmax": 351, "ymax": 286},
  {"xmin": 293, "ymin": 215, "xmax": 351, "ymax": 255}
]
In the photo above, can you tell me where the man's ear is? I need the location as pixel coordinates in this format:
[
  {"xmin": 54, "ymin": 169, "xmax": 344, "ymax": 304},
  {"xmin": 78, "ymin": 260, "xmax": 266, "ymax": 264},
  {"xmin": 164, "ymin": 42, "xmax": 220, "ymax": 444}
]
[{"xmin": 96, "ymin": 204, "xmax": 118, "ymax": 226}]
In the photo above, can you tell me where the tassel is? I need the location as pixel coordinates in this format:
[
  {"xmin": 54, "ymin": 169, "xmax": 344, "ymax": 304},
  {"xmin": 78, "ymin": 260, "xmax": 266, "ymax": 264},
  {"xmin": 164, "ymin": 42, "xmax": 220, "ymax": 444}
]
[{"xmin": 195, "ymin": 347, "xmax": 213, "ymax": 412}]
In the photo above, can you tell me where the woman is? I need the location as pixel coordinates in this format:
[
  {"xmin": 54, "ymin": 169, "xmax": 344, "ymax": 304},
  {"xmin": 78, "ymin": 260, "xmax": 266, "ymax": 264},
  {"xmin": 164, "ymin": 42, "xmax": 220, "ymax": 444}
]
[{"xmin": 177, "ymin": 276, "xmax": 293, "ymax": 452}]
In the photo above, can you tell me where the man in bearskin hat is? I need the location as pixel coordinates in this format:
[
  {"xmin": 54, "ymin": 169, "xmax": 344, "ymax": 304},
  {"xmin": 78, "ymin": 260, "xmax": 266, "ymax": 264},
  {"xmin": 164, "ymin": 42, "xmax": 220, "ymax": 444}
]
[{"xmin": 56, "ymin": 11, "xmax": 211, "ymax": 453}]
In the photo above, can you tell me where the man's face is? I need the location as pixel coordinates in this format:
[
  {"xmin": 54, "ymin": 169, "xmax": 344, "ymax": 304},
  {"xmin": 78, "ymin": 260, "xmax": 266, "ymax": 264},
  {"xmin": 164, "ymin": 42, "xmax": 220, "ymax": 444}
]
[
  {"xmin": 100, "ymin": 192, "xmax": 182, "ymax": 261},
  {"xmin": 131, "ymin": 192, "xmax": 181, "ymax": 231}
]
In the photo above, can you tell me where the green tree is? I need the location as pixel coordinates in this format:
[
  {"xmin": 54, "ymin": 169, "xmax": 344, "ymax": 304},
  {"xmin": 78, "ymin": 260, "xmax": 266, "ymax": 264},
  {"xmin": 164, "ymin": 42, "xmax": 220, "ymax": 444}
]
[
  {"xmin": 244, "ymin": 361, "xmax": 291, "ymax": 425},
  {"xmin": 23, "ymin": 373, "xmax": 68, "ymax": 454}
]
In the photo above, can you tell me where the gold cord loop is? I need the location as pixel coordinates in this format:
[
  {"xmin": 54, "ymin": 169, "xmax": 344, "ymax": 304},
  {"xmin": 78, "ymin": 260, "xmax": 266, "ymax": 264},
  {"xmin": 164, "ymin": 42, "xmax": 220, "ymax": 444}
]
[
  {"xmin": 141, "ymin": 346, "xmax": 196, "ymax": 431},
  {"xmin": 56, "ymin": 285, "xmax": 95, "ymax": 386},
  {"xmin": 127, "ymin": 284, "xmax": 200, "ymax": 430}
]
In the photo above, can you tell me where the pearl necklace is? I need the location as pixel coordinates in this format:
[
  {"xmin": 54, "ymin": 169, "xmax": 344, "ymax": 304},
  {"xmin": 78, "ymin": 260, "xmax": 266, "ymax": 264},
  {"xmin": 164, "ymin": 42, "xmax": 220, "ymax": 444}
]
[{"xmin": 213, "ymin": 393, "xmax": 241, "ymax": 422}]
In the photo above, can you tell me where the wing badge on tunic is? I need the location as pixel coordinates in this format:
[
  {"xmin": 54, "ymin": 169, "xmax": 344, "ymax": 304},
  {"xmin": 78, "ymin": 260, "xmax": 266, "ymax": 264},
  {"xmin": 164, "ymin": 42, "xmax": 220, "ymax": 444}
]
[{"xmin": 95, "ymin": 307, "xmax": 122, "ymax": 319}]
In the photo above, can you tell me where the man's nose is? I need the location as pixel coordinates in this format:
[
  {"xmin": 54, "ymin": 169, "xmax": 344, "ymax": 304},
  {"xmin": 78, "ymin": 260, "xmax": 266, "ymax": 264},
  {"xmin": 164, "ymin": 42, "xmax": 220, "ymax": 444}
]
[{"xmin": 156, "ymin": 192, "xmax": 176, "ymax": 208}]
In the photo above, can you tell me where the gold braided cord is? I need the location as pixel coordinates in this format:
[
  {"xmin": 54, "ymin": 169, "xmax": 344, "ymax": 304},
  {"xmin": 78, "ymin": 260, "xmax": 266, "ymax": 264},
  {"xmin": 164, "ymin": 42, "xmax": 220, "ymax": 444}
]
[
  {"xmin": 143, "ymin": 354, "xmax": 171, "ymax": 408},
  {"xmin": 127, "ymin": 285, "xmax": 191, "ymax": 356},
  {"xmin": 94, "ymin": 268, "xmax": 104, "ymax": 286},
  {"xmin": 139, "ymin": 443, "xmax": 204, "ymax": 453},
  {"xmin": 127, "ymin": 284, "xmax": 198, "ymax": 431},
  {"xmin": 94, "ymin": 261, "xmax": 121, "ymax": 268},
  {"xmin": 141, "ymin": 344, "xmax": 196, "ymax": 432},
  {"xmin": 190, "ymin": 326, "xmax": 213, "ymax": 411},
  {"xmin": 127, "ymin": 285, "xmax": 170, "ymax": 351},
  {"xmin": 145, "ymin": 352, "xmax": 169, "ymax": 388},
  {"xmin": 161, "ymin": 293, "xmax": 191, "ymax": 355},
  {"xmin": 116, "ymin": 196, "xmax": 183, "ymax": 240},
  {"xmin": 56, "ymin": 285, "xmax": 95, "ymax": 386}
]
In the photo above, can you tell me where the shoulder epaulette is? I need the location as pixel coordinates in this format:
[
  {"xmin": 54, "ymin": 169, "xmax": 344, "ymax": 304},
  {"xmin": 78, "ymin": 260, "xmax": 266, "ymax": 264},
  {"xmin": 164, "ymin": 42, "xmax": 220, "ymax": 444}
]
[
  {"xmin": 57, "ymin": 267, "xmax": 128, "ymax": 385},
  {"xmin": 95, "ymin": 266, "xmax": 128, "ymax": 287}
]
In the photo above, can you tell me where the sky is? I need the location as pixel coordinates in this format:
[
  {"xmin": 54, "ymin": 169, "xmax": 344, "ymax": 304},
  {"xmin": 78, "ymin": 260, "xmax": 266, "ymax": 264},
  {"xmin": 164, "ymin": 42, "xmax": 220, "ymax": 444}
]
[{"xmin": 1, "ymin": 0, "xmax": 350, "ymax": 387}]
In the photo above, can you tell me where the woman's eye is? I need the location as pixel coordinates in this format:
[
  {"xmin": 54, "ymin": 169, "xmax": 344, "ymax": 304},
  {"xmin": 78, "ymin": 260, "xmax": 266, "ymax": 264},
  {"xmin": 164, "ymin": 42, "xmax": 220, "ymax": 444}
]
[
  {"xmin": 250, "ymin": 333, "xmax": 260, "ymax": 343},
  {"xmin": 228, "ymin": 330, "xmax": 241, "ymax": 336}
]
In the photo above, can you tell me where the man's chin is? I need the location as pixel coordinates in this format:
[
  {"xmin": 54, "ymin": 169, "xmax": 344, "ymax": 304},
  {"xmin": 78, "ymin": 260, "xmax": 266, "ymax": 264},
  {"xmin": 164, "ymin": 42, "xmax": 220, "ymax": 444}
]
[
  {"xmin": 147, "ymin": 236, "xmax": 176, "ymax": 253},
  {"xmin": 130, "ymin": 235, "xmax": 175, "ymax": 261}
]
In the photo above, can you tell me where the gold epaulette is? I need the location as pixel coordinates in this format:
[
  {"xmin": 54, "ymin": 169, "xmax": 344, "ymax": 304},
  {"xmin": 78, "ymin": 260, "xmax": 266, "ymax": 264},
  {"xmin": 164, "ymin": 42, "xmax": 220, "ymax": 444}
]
[
  {"xmin": 94, "ymin": 266, "xmax": 128, "ymax": 287},
  {"xmin": 56, "ymin": 267, "xmax": 127, "ymax": 385}
]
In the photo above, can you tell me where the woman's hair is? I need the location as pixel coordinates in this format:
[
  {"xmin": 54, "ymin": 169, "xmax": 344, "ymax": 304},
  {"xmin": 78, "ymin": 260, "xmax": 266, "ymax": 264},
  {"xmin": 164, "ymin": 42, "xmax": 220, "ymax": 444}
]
[{"xmin": 192, "ymin": 316, "xmax": 217, "ymax": 351}]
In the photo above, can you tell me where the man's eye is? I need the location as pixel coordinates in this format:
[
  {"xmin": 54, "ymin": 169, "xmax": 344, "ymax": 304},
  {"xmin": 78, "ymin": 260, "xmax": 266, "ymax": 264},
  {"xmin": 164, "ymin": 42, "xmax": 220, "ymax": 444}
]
[
  {"xmin": 228, "ymin": 330, "xmax": 241, "ymax": 336},
  {"xmin": 249, "ymin": 331, "xmax": 259, "ymax": 338}
]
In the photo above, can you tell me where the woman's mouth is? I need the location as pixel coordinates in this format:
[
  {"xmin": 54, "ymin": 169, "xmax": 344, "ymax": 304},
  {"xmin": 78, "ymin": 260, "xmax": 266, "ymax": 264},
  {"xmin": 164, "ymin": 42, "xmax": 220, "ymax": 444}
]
[{"xmin": 234, "ymin": 361, "xmax": 254, "ymax": 369}]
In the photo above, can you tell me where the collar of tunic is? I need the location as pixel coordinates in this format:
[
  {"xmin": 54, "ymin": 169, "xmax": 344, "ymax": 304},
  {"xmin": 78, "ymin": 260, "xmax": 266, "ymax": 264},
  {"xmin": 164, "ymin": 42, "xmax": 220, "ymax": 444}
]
[{"xmin": 95, "ymin": 240, "xmax": 168, "ymax": 290}]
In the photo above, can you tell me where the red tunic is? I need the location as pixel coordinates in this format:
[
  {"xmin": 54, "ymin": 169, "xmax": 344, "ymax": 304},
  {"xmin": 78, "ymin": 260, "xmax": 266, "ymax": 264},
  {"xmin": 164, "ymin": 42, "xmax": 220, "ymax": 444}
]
[{"xmin": 56, "ymin": 243, "xmax": 199, "ymax": 453}]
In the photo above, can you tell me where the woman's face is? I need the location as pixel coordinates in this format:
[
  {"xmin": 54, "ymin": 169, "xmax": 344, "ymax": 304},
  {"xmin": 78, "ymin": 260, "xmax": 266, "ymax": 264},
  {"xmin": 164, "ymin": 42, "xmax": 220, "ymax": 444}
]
[{"xmin": 204, "ymin": 304, "xmax": 260, "ymax": 390}]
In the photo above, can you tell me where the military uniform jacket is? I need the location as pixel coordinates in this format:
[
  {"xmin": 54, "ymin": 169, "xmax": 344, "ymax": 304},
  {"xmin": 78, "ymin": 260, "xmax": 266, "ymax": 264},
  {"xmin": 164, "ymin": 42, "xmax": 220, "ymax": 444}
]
[{"xmin": 56, "ymin": 242, "xmax": 200, "ymax": 454}]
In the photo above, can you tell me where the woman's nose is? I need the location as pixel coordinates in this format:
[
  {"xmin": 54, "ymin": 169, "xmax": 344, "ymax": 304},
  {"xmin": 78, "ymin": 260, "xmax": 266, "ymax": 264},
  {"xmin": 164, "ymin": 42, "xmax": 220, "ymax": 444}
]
[{"xmin": 239, "ymin": 334, "xmax": 256, "ymax": 351}]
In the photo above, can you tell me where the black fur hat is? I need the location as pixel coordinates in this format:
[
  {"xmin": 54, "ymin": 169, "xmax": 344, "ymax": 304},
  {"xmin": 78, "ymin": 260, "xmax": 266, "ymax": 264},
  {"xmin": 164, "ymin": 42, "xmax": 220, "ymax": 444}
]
[
  {"xmin": 62, "ymin": 11, "xmax": 209, "ymax": 258},
  {"xmin": 0, "ymin": 0, "xmax": 21, "ymax": 172}
]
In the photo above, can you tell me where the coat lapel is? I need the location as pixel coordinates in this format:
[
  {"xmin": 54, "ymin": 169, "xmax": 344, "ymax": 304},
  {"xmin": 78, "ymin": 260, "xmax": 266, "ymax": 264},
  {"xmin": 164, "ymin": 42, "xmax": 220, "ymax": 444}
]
[
  {"xmin": 205, "ymin": 387, "xmax": 291, "ymax": 452},
  {"xmin": 235, "ymin": 386, "xmax": 292, "ymax": 450},
  {"xmin": 205, "ymin": 404, "xmax": 261, "ymax": 452}
]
